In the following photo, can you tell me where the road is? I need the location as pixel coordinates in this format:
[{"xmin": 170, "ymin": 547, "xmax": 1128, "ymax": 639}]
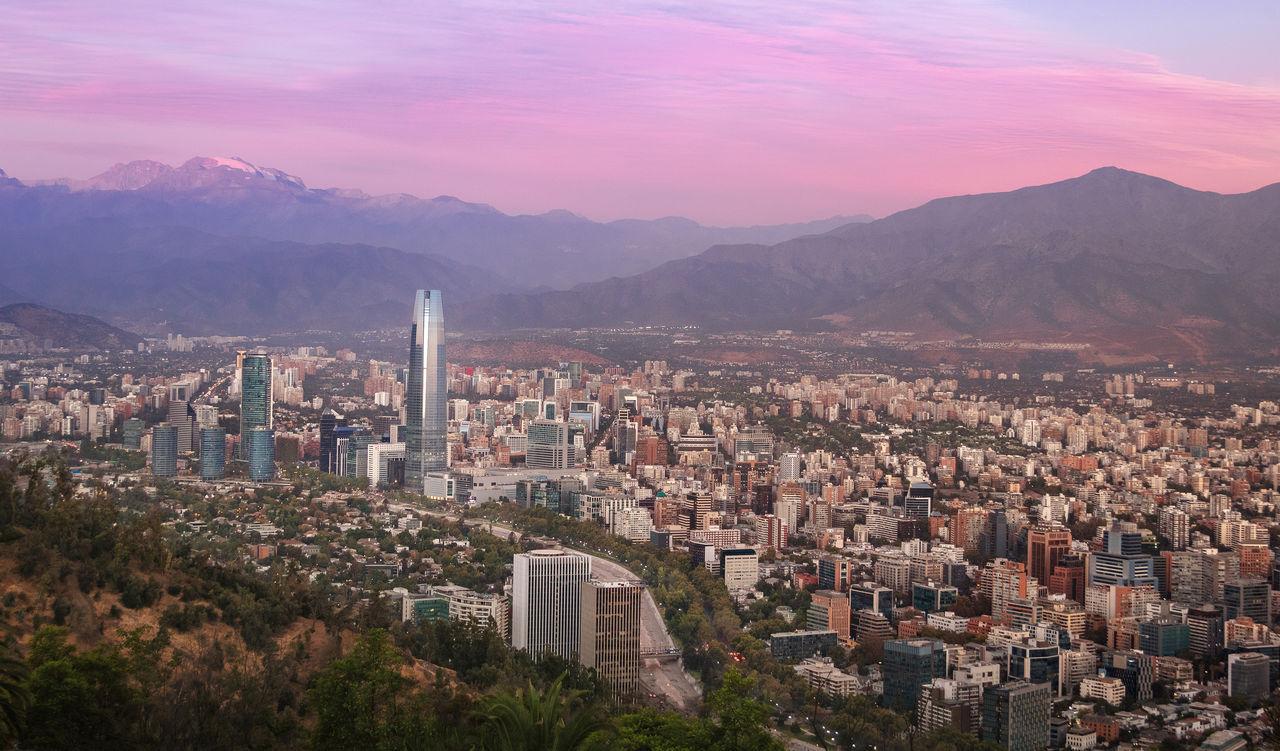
[
  {"xmin": 586, "ymin": 555, "xmax": 672, "ymax": 653},
  {"xmin": 580, "ymin": 552, "xmax": 702, "ymax": 712},
  {"xmin": 781, "ymin": 735, "xmax": 827, "ymax": 751},
  {"xmin": 407, "ymin": 505, "xmax": 702, "ymax": 710},
  {"xmin": 413, "ymin": 508, "xmax": 523, "ymax": 542}
]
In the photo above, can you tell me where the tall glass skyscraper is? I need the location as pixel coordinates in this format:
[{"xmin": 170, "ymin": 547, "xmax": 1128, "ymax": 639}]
[
  {"xmin": 240, "ymin": 352, "xmax": 273, "ymax": 462},
  {"xmin": 247, "ymin": 427, "xmax": 275, "ymax": 481},
  {"xmin": 405, "ymin": 289, "xmax": 446, "ymax": 492},
  {"xmin": 151, "ymin": 424, "xmax": 178, "ymax": 477},
  {"xmin": 318, "ymin": 409, "xmax": 345, "ymax": 474},
  {"xmin": 200, "ymin": 427, "xmax": 226, "ymax": 479}
]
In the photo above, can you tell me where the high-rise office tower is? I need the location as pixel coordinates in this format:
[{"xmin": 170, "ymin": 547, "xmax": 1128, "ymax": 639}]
[
  {"xmin": 1138, "ymin": 616, "xmax": 1189, "ymax": 657},
  {"xmin": 343, "ymin": 428, "xmax": 376, "ymax": 478},
  {"xmin": 982, "ymin": 681, "xmax": 1050, "ymax": 751},
  {"xmin": 779, "ymin": 452, "xmax": 802, "ymax": 482},
  {"xmin": 579, "ymin": 580, "xmax": 643, "ymax": 698},
  {"xmin": 882, "ymin": 639, "xmax": 947, "ymax": 711},
  {"xmin": 200, "ymin": 427, "xmax": 226, "ymax": 479},
  {"xmin": 247, "ymin": 427, "xmax": 275, "ymax": 481},
  {"xmin": 904, "ymin": 481, "xmax": 934, "ymax": 517},
  {"xmin": 1049, "ymin": 552, "xmax": 1089, "ymax": 604},
  {"xmin": 1187, "ymin": 605, "xmax": 1225, "ymax": 658},
  {"xmin": 240, "ymin": 352, "xmax": 273, "ymax": 461},
  {"xmin": 1089, "ymin": 521, "xmax": 1157, "ymax": 588},
  {"xmin": 818, "ymin": 555, "xmax": 853, "ymax": 592},
  {"xmin": 912, "ymin": 582, "xmax": 959, "ymax": 614},
  {"xmin": 512, "ymin": 549, "xmax": 592, "ymax": 660},
  {"xmin": 1008, "ymin": 639, "xmax": 1062, "ymax": 695},
  {"xmin": 151, "ymin": 424, "xmax": 178, "ymax": 477},
  {"xmin": 1228, "ymin": 652, "xmax": 1271, "ymax": 700},
  {"xmin": 849, "ymin": 582, "xmax": 895, "ymax": 621},
  {"xmin": 318, "ymin": 409, "xmax": 345, "ymax": 474},
  {"xmin": 167, "ymin": 385, "xmax": 197, "ymax": 453},
  {"xmin": 405, "ymin": 290, "xmax": 446, "ymax": 493},
  {"xmin": 981, "ymin": 509, "xmax": 1010, "ymax": 558},
  {"xmin": 122, "ymin": 418, "xmax": 144, "ymax": 450},
  {"xmin": 1224, "ymin": 579, "xmax": 1272, "ymax": 624},
  {"xmin": 527, "ymin": 418, "xmax": 571, "ymax": 469},
  {"xmin": 1028, "ymin": 523, "xmax": 1072, "ymax": 584},
  {"xmin": 194, "ymin": 404, "xmax": 219, "ymax": 430}
]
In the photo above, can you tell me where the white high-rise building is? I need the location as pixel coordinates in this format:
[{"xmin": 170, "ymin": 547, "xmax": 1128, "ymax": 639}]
[
  {"xmin": 1159, "ymin": 507, "xmax": 1190, "ymax": 551},
  {"xmin": 779, "ymin": 452, "xmax": 802, "ymax": 482},
  {"xmin": 366, "ymin": 442, "xmax": 406, "ymax": 488},
  {"xmin": 512, "ymin": 550, "xmax": 592, "ymax": 660},
  {"xmin": 527, "ymin": 419, "xmax": 571, "ymax": 469}
]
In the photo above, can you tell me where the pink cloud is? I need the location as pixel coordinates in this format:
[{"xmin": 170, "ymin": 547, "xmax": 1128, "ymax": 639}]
[{"xmin": 1, "ymin": 1, "xmax": 1279, "ymax": 224}]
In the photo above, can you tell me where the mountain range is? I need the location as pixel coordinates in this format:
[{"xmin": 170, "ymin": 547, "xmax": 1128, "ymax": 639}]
[
  {"xmin": 467, "ymin": 167, "xmax": 1280, "ymax": 358},
  {"xmin": 2, "ymin": 160, "xmax": 1278, "ymax": 359},
  {"xmin": 4, "ymin": 157, "xmax": 867, "ymax": 290}
]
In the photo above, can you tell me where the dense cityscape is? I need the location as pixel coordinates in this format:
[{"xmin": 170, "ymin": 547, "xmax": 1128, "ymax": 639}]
[
  {"xmin": 6, "ymin": 2, "xmax": 1280, "ymax": 749},
  {"xmin": 3, "ymin": 287, "xmax": 1280, "ymax": 751}
]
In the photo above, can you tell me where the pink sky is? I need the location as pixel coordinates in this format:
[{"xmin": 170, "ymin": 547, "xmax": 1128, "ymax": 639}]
[{"xmin": 3, "ymin": 1, "xmax": 1280, "ymax": 224}]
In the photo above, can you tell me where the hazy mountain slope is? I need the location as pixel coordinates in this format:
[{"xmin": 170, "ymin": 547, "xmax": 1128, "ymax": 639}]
[
  {"xmin": 0, "ymin": 303, "xmax": 143, "ymax": 350},
  {"xmin": 462, "ymin": 168, "xmax": 1280, "ymax": 357},
  {"xmin": 3, "ymin": 157, "xmax": 871, "ymax": 288},
  {"xmin": 0, "ymin": 222, "xmax": 502, "ymax": 335}
]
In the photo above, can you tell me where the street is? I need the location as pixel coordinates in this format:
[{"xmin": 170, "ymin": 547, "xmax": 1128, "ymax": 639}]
[{"xmin": 404, "ymin": 505, "xmax": 703, "ymax": 711}]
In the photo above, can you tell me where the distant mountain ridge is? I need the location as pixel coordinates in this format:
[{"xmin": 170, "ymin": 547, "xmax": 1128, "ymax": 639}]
[
  {"xmin": 0, "ymin": 303, "xmax": 142, "ymax": 351},
  {"xmin": 0, "ymin": 221, "xmax": 502, "ymax": 336},
  {"xmin": 7, "ymin": 156, "xmax": 871, "ymax": 289},
  {"xmin": 462, "ymin": 168, "xmax": 1280, "ymax": 359},
  {"xmin": 5, "ymin": 160, "xmax": 1277, "ymax": 359}
]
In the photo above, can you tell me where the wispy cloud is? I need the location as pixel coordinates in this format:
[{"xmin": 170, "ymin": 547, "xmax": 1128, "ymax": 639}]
[{"xmin": 2, "ymin": 0, "xmax": 1278, "ymax": 223}]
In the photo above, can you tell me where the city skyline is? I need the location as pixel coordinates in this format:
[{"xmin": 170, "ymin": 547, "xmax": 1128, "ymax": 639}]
[
  {"xmin": 3, "ymin": 1, "xmax": 1280, "ymax": 746},
  {"xmin": 5, "ymin": 320, "xmax": 1280, "ymax": 748}
]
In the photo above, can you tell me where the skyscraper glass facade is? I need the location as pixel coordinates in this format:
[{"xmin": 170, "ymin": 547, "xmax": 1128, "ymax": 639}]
[
  {"xmin": 982, "ymin": 681, "xmax": 1051, "ymax": 751},
  {"xmin": 151, "ymin": 424, "xmax": 178, "ymax": 477},
  {"xmin": 247, "ymin": 427, "xmax": 275, "ymax": 481},
  {"xmin": 200, "ymin": 427, "xmax": 226, "ymax": 479},
  {"xmin": 318, "ymin": 409, "xmax": 344, "ymax": 473},
  {"xmin": 405, "ymin": 289, "xmax": 446, "ymax": 492},
  {"xmin": 240, "ymin": 352, "xmax": 273, "ymax": 465},
  {"xmin": 123, "ymin": 418, "xmax": 144, "ymax": 450},
  {"xmin": 882, "ymin": 638, "xmax": 947, "ymax": 710}
]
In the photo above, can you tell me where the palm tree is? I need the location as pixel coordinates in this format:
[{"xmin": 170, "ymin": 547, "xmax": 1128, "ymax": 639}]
[
  {"xmin": 478, "ymin": 672, "xmax": 606, "ymax": 751},
  {"xmin": 0, "ymin": 643, "xmax": 30, "ymax": 748}
]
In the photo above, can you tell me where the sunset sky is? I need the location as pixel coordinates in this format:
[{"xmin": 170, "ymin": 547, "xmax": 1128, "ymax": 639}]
[{"xmin": 4, "ymin": 0, "xmax": 1279, "ymax": 224}]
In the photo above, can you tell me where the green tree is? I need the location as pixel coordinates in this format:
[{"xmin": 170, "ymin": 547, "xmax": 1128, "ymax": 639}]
[
  {"xmin": 0, "ymin": 642, "xmax": 30, "ymax": 749},
  {"xmin": 703, "ymin": 671, "xmax": 783, "ymax": 751},
  {"xmin": 477, "ymin": 672, "xmax": 608, "ymax": 751},
  {"xmin": 21, "ymin": 627, "xmax": 142, "ymax": 750},
  {"xmin": 1265, "ymin": 699, "xmax": 1280, "ymax": 749},
  {"xmin": 307, "ymin": 629, "xmax": 440, "ymax": 750},
  {"xmin": 613, "ymin": 709, "xmax": 710, "ymax": 751}
]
